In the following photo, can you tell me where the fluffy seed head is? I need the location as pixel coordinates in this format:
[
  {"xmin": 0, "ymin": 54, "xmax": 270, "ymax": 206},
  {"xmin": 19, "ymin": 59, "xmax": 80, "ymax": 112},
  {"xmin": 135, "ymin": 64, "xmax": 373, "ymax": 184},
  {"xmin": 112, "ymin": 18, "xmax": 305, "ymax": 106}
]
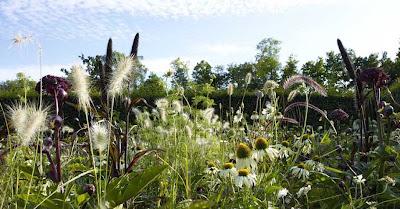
[
  {"xmin": 283, "ymin": 75, "xmax": 327, "ymax": 96},
  {"xmin": 70, "ymin": 65, "xmax": 91, "ymax": 110},
  {"xmin": 236, "ymin": 143, "xmax": 252, "ymax": 159},
  {"xmin": 9, "ymin": 104, "xmax": 48, "ymax": 146},
  {"xmin": 227, "ymin": 83, "xmax": 234, "ymax": 96},
  {"xmin": 155, "ymin": 98, "xmax": 169, "ymax": 109},
  {"xmin": 245, "ymin": 73, "xmax": 252, "ymax": 85},
  {"xmin": 90, "ymin": 121, "xmax": 110, "ymax": 154},
  {"xmin": 108, "ymin": 56, "xmax": 134, "ymax": 98},
  {"xmin": 264, "ymin": 80, "xmax": 279, "ymax": 92},
  {"xmin": 255, "ymin": 137, "xmax": 268, "ymax": 150}
]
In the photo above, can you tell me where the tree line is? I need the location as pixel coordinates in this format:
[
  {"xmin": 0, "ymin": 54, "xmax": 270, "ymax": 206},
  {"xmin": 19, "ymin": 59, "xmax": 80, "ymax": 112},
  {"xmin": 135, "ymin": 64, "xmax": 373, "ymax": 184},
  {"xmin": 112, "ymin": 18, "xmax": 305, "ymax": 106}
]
[{"xmin": 2, "ymin": 37, "xmax": 400, "ymax": 99}]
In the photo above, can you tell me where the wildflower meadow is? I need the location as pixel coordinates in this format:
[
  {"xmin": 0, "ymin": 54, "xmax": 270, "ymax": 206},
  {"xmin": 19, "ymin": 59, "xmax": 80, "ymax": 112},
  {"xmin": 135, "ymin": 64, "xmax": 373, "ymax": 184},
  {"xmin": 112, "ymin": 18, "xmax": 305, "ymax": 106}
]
[{"xmin": 1, "ymin": 33, "xmax": 400, "ymax": 209}]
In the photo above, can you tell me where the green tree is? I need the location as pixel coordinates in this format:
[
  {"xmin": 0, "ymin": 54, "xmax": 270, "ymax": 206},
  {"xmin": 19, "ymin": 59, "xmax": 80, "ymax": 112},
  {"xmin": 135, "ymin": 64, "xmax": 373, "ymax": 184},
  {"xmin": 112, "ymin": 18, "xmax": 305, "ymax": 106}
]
[
  {"xmin": 281, "ymin": 55, "xmax": 298, "ymax": 82},
  {"xmin": 255, "ymin": 38, "xmax": 281, "ymax": 82},
  {"xmin": 0, "ymin": 72, "xmax": 36, "ymax": 99},
  {"xmin": 170, "ymin": 58, "xmax": 189, "ymax": 88},
  {"xmin": 213, "ymin": 65, "xmax": 229, "ymax": 89},
  {"xmin": 227, "ymin": 62, "xmax": 260, "ymax": 89},
  {"xmin": 301, "ymin": 57, "xmax": 326, "ymax": 86},
  {"xmin": 192, "ymin": 60, "xmax": 214, "ymax": 84},
  {"xmin": 137, "ymin": 73, "xmax": 166, "ymax": 97},
  {"xmin": 324, "ymin": 51, "xmax": 350, "ymax": 92}
]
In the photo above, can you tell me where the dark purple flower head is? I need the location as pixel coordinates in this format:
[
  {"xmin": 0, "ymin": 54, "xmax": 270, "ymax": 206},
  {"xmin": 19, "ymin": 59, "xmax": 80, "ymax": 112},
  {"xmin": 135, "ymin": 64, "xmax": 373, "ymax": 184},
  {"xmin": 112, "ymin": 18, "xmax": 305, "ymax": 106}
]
[
  {"xmin": 36, "ymin": 75, "xmax": 71, "ymax": 100},
  {"xmin": 358, "ymin": 68, "xmax": 389, "ymax": 88},
  {"xmin": 329, "ymin": 109, "xmax": 349, "ymax": 121}
]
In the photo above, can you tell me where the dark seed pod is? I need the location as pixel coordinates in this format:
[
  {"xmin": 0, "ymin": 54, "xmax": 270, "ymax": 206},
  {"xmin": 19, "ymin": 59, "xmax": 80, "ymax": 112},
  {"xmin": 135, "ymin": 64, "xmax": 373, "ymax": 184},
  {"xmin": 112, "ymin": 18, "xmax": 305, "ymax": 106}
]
[
  {"xmin": 384, "ymin": 105, "xmax": 394, "ymax": 116},
  {"xmin": 336, "ymin": 145, "xmax": 343, "ymax": 153},
  {"xmin": 43, "ymin": 137, "xmax": 53, "ymax": 149},
  {"xmin": 338, "ymin": 180, "xmax": 346, "ymax": 190},
  {"xmin": 50, "ymin": 115, "xmax": 63, "ymax": 129},
  {"xmin": 83, "ymin": 184, "xmax": 96, "ymax": 196}
]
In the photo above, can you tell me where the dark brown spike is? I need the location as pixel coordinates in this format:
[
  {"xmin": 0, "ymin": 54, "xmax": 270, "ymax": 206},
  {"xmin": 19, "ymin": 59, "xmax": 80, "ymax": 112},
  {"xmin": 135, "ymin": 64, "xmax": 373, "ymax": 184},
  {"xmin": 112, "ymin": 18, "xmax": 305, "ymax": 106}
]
[
  {"xmin": 105, "ymin": 38, "xmax": 113, "ymax": 78},
  {"xmin": 337, "ymin": 39, "xmax": 355, "ymax": 79},
  {"xmin": 130, "ymin": 33, "xmax": 139, "ymax": 58}
]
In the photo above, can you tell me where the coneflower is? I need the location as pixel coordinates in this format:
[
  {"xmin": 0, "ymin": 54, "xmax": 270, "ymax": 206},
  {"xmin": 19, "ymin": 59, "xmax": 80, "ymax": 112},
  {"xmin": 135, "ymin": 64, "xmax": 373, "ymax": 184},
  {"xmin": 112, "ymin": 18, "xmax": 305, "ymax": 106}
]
[
  {"xmin": 283, "ymin": 75, "xmax": 327, "ymax": 97},
  {"xmin": 9, "ymin": 104, "xmax": 48, "ymax": 146},
  {"xmin": 70, "ymin": 65, "xmax": 91, "ymax": 111},
  {"xmin": 236, "ymin": 143, "xmax": 256, "ymax": 170},
  {"xmin": 90, "ymin": 122, "xmax": 110, "ymax": 155},
  {"xmin": 108, "ymin": 56, "xmax": 134, "ymax": 98}
]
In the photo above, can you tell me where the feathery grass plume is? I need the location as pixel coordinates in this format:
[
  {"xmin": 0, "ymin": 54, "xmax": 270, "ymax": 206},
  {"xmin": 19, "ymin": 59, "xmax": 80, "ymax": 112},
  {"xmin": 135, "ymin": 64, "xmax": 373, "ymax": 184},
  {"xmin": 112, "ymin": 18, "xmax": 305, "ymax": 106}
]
[
  {"xmin": 108, "ymin": 56, "xmax": 134, "ymax": 98},
  {"xmin": 9, "ymin": 103, "xmax": 48, "ymax": 145},
  {"xmin": 10, "ymin": 34, "xmax": 32, "ymax": 48},
  {"xmin": 155, "ymin": 98, "xmax": 169, "ymax": 109},
  {"xmin": 90, "ymin": 121, "xmax": 110, "ymax": 155},
  {"xmin": 283, "ymin": 75, "xmax": 327, "ymax": 97},
  {"xmin": 70, "ymin": 65, "xmax": 91, "ymax": 110},
  {"xmin": 284, "ymin": 102, "xmax": 336, "ymax": 134},
  {"xmin": 245, "ymin": 73, "xmax": 252, "ymax": 85},
  {"xmin": 287, "ymin": 89, "xmax": 299, "ymax": 102},
  {"xmin": 227, "ymin": 83, "xmax": 234, "ymax": 96},
  {"xmin": 263, "ymin": 80, "xmax": 279, "ymax": 92}
]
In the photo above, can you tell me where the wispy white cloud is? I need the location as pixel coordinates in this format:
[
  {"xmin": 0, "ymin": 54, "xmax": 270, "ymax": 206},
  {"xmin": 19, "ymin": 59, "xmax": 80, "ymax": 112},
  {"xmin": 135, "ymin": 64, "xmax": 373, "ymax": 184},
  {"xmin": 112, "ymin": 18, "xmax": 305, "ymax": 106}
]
[
  {"xmin": 0, "ymin": 64, "xmax": 69, "ymax": 81},
  {"xmin": 0, "ymin": 0, "xmax": 326, "ymax": 40},
  {"xmin": 200, "ymin": 43, "xmax": 255, "ymax": 57},
  {"xmin": 142, "ymin": 56, "xmax": 200, "ymax": 75}
]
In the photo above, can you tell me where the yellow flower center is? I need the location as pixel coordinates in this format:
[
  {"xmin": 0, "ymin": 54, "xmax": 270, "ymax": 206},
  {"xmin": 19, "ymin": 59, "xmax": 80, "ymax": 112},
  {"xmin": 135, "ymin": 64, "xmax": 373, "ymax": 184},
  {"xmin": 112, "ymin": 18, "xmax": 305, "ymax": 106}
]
[
  {"xmin": 255, "ymin": 137, "xmax": 268, "ymax": 150},
  {"xmin": 238, "ymin": 168, "xmax": 250, "ymax": 176},
  {"xmin": 282, "ymin": 141, "xmax": 290, "ymax": 147},
  {"xmin": 236, "ymin": 143, "xmax": 252, "ymax": 159},
  {"xmin": 223, "ymin": 162, "xmax": 234, "ymax": 169}
]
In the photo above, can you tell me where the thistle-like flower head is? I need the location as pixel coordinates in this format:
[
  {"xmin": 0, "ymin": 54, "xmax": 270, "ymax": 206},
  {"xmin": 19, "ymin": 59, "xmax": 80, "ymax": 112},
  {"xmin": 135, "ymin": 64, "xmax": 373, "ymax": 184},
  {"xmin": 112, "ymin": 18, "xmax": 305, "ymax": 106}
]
[{"xmin": 36, "ymin": 75, "xmax": 71, "ymax": 100}]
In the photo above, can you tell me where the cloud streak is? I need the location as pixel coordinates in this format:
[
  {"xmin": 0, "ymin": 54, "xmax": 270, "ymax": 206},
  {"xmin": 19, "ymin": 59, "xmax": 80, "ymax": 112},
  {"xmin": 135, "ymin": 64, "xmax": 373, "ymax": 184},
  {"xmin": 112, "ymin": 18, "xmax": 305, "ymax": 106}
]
[{"xmin": 0, "ymin": 0, "xmax": 325, "ymax": 40}]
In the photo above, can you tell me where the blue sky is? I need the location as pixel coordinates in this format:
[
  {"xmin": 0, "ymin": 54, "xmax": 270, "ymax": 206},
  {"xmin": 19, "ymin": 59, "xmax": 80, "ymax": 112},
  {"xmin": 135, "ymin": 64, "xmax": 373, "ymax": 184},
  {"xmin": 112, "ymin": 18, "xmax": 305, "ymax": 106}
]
[{"xmin": 1, "ymin": 0, "xmax": 400, "ymax": 81}]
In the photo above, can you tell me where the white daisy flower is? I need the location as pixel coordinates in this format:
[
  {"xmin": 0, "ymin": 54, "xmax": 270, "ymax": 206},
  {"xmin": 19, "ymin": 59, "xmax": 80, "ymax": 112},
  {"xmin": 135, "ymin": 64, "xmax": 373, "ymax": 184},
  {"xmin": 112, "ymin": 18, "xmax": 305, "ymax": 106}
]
[
  {"xmin": 219, "ymin": 162, "xmax": 237, "ymax": 178},
  {"xmin": 277, "ymin": 188, "xmax": 288, "ymax": 199},
  {"xmin": 290, "ymin": 163, "xmax": 310, "ymax": 181},
  {"xmin": 236, "ymin": 143, "xmax": 257, "ymax": 170},
  {"xmin": 235, "ymin": 168, "xmax": 256, "ymax": 188},
  {"xmin": 252, "ymin": 137, "xmax": 279, "ymax": 162},
  {"xmin": 205, "ymin": 162, "xmax": 219, "ymax": 175},
  {"xmin": 273, "ymin": 142, "xmax": 293, "ymax": 159},
  {"xmin": 297, "ymin": 185, "xmax": 311, "ymax": 197},
  {"xmin": 353, "ymin": 174, "xmax": 366, "ymax": 185},
  {"xmin": 305, "ymin": 159, "xmax": 325, "ymax": 172}
]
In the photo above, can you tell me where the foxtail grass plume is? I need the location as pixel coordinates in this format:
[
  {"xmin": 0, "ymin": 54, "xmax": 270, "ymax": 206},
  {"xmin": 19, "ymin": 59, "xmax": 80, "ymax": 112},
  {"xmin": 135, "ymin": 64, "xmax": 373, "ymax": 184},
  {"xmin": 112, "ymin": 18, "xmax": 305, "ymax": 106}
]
[
  {"xmin": 70, "ymin": 65, "xmax": 91, "ymax": 110},
  {"xmin": 263, "ymin": 80, "xmax": 279, "ymax": 92},
  {"xmin": 245, "ymin": 73, "xmax": 252, "ymax": 85},
  {"xmin": 90, "ymin": 121, "xmax": 110, "ymax": 155},
  {"xmin": 9, "ymin": 103, "xmax": 48, "ymax": 146},
  {"xmin": 227, "ymin": 83, "xmax": 234, "ymax": 96},
  {"xmin": 283, "ymin": 75, "xmax": 327, "ymax": 97},
  {"xmin": 108, "ymin": 56, "xmax": 134, "ymax": 98}
]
